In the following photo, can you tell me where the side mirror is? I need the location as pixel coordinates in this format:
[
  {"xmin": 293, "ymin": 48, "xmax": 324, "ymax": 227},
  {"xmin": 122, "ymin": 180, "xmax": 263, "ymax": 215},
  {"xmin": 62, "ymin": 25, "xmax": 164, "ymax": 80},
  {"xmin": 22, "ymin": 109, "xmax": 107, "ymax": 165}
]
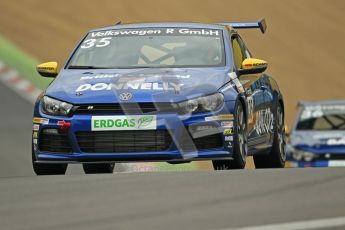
[
  {"xmin": 36, "ymin": 62, "xmax": 59, "ymax": 78},
  {"xmin": 238, "ymin": 58, "xmax": 268, "ymax": 75}
]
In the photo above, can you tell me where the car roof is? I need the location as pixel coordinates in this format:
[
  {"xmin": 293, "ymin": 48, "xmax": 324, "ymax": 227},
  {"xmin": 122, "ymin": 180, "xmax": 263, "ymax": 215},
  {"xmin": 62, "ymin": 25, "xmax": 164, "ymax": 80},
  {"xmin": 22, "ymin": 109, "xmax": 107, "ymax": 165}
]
[
  {"xmin": 298, "ymin": 100, "xmax": 345, "ymax": 107},
  {"xmin": 90, "ymin": 22, "xmax": 227, "ymax": 32}
]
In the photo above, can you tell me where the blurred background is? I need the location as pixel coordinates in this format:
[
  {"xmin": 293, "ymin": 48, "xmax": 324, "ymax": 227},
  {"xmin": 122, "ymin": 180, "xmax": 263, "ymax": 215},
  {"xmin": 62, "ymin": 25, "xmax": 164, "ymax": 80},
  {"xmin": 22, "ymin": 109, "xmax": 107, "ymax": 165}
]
[
  {"xmin": 1, "ymin": 0, "xmax": 344, "ymax": 124},
  {"xmin": 0, "ymin": 0, "xmax": 344, "ymax": 175}
]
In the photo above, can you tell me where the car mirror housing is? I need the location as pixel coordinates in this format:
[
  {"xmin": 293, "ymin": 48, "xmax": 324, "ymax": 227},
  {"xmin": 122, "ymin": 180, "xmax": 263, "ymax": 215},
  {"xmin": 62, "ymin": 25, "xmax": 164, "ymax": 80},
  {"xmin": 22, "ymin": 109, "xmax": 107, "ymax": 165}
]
[
  {"xmin": 238, "ymin": 58, "xmax": 268, "ymax": 75},
  {"xmin": 36, "ymin": 62, "xmax": 59, "ymax": 78}
]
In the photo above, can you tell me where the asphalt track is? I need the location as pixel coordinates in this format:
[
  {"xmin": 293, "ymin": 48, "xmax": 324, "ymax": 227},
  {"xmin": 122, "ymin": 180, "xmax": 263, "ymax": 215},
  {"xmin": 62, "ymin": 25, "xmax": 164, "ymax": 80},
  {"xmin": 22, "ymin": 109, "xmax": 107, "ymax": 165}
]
[{"xmin": 1, "ymin": 82, "xmax": 345, "ymax": 229}]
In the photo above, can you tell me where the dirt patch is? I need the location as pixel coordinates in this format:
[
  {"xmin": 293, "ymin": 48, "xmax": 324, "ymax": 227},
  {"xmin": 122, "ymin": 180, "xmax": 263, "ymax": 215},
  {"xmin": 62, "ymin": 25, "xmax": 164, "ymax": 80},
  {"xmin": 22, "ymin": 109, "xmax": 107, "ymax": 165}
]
[{"xmin": 0, "ymin": 0, "xmax": 344, "ymax": 125}]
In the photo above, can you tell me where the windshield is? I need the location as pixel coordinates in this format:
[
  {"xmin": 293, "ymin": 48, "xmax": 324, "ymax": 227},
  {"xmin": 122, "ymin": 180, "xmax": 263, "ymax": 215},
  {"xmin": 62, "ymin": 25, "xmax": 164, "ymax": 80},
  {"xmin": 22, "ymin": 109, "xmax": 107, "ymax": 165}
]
[
  {"xmin": 67, "ymin": 27, "xmax": 225, "ymax": 69},
  {"xmin": 296, "ymin": 105, "xmax": 345, "ymax": 130}
]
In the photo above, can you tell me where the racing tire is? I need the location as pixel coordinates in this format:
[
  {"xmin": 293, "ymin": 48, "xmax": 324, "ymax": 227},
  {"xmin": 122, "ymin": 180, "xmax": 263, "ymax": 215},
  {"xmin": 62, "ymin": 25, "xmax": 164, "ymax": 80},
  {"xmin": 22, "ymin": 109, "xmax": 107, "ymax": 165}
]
[
  {"xmin": 213, "ymin": 102, "xmax": 248, "ymax": 170},
  {"xmin": 82, "ymin": 163, "xmax": 115, "ymax": 174},
  {"xmin": 253, "ymin": 102, "xmax": 286, "ymax": 168},
  {"xmin": 32, "ymin": 150, "xmax": 67, "ymax": 175}
]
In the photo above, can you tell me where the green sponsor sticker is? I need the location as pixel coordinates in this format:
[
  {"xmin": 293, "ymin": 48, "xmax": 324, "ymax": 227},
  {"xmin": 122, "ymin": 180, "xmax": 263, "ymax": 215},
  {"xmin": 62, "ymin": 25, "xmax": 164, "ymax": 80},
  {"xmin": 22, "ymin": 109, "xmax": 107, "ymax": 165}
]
[
  {"xmin": 138, "ymin": 116, "xmax": 154, "ymax": 128},
  {"xmin": 92, "ymin": 115, "xmax": 156, "ymax": 131}
]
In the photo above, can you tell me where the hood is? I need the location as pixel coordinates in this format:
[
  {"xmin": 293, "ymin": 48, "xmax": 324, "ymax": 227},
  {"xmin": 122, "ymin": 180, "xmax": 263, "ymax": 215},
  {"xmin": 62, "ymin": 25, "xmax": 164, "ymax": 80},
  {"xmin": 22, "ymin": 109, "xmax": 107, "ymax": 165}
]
[
  {"xmin": 46, "ymin": 68, "xmax": 230, "ymax": 104},
  {"xmin": 291, "ymin": 131, "xmax": 345, "ymax": 154}
]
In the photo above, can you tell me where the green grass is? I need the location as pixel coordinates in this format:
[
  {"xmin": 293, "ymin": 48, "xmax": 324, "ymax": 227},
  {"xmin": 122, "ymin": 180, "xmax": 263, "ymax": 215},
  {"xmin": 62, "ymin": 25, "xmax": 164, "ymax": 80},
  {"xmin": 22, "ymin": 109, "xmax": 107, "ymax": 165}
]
[{"xmin": 0, "ymin": 35, "xmax": 52, "ymax": 89}]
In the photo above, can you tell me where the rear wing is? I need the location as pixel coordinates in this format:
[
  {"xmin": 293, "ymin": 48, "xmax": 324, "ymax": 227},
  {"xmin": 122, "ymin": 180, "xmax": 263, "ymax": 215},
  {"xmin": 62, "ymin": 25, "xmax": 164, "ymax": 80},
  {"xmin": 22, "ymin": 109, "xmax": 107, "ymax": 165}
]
[{"xmin": 216, "ymin": 18, "xmax": 267, "ymax": 34}]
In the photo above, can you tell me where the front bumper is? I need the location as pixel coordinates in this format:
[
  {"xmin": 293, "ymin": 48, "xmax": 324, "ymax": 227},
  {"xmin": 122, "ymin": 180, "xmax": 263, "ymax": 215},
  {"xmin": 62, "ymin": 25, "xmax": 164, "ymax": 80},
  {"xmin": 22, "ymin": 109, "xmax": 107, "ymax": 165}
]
[
  {"xmin": 286, "ymin": 147, "xmax": 345, "ymax": 168},
  {"xmin": 32, "ymin": 102, "xmax": 236, "ymax": 163}
]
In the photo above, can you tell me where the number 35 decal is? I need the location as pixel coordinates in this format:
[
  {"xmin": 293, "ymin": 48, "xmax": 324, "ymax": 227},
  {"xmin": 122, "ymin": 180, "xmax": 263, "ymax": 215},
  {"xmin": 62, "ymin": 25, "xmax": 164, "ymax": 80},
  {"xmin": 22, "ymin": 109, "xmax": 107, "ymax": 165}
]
[{"xmin": 80, "ymin": 37, "xmax": 112, "ymax": 49}]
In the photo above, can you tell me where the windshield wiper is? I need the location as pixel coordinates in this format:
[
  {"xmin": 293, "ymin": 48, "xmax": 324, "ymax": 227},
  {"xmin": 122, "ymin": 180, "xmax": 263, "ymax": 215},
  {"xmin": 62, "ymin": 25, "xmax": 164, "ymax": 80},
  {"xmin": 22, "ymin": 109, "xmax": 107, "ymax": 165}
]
[{"xmin": 68, "ymin": 65, "xmax": 109, "ymax": 69}]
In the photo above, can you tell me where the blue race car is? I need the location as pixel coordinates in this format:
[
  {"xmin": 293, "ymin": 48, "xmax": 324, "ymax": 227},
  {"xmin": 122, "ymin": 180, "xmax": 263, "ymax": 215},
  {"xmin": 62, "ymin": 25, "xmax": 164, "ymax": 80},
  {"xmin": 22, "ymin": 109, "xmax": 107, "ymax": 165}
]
[
  {"xmin": 32, "ymin": 19, "xmax": 286, "ymax": 175},
  {"xmin": 287, "ymin": 100, "xmax": 345, "ymax": 167}
]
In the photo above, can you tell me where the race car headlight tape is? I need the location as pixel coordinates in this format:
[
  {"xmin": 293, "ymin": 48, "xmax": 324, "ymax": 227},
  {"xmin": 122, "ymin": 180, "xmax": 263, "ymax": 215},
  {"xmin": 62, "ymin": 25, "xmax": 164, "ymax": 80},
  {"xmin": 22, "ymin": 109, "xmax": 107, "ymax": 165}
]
[
  {"xmin": 176, "ymin": 93, "xmax": 224, "ymax": 114},
  {"xmin": 41, "ymin": 96, "xmax": 73, "ymax": 116}
]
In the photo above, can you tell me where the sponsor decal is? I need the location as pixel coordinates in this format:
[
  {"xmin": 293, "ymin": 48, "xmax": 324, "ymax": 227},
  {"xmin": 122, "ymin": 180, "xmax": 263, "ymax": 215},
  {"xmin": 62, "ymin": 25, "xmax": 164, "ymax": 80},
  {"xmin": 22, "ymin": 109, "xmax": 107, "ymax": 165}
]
[
  {"xmin": 247, "ymin": 95, "xmax": 254, "ymax": 123},
  {"xmin": 218, "ymin": 114, "xmax": 234, "ymax": 120},
  {"xmin": 224, "ymin": 136, "xmax": 233, "ymax": 141},
  {"xmin": 33, "ymin": 140, "xmax": 38, "ymax": 151},
  {"xmin": 37, "ymin": 66, "xmax": 54, "ymax": 71},
  {"xmin": 233, "ymin": 78, "xmax": 245, "ymax": 93},
  {"xmin": 91, "ymin": 30, "xmax": 162, "ymax": 37},
  {"xmin": 80, "ymin": 74, "xmax": 191, "ymax": 80},
  {"xmin": 254, "ymin": 108, "xmax": 274, "ymax": 135},
  {"xmin": 227, "ymin": 142, "xmax": 232, "ymax": 148},
  {"xmin": 33, "ymin": 117, "xmax": 49, "ymax": 124},
  {"xmin": 83, "ymin": 28, "xmax": 220, "ymax": 48},
  {"xmin": 76, "ymin": 82, "xmax": 183, "ymax": 92},
  {"xmin": 33, "ymin": 124, "xmax": 40, "ymax": 131},
  {"xmin": 205, "ymin": 114, "xmax": 234, "ymax": 121},
  {"xmin": 57, "ymin": 121, "xmax": 71, "ymax": 131},
  {"xmin": 91, "ymin": 115, "xmax": 156, "ymax": 131},
  {"xmin": 33, "ymin": 117, "xmax": 41, "ymax": 123},
  {"xmin": 228, "ymin": 72, "xmax": 245, "ymax": 94},
  {"xmin": 228, "ymin": 72, "xmax": 237, "ymax": 80},
  {"xmin": 41, "ymin": 118, "xmax": 49, "ymax": 125},
  {"xmin": 32, "ymin": 131, "xmax": 38, "ymax": 138},
  {"xmin": 223, "ymin": 129, "xmax": 233, "ymax": 135},
  {"xmin": 80, "ymin": 74, "xmax": 121, "ymax": 80},
  {"xmin": 194, "ymin": 125, "xmax": 215, "ymax": 132},
  {"xmin": 90, "ymin": 28, "xmax": 221, "ymax": 38},
  {"xmin": 221, "ymin": 121, "xmax": 233, "ymax": 128},
  {"xmin": 80, "ymin": 37, "xmax": 112, "ymax": 49},
  {"xmin": 177, "ymin": 28, "xmax": 220, "ymax": 36},
  {"xmin": 327, "ymin": 138, "xmax": 345, "ymax": 145},
  {"xmin": 328, "ymin": 160, "xmax": 345, "ymax": 167}
]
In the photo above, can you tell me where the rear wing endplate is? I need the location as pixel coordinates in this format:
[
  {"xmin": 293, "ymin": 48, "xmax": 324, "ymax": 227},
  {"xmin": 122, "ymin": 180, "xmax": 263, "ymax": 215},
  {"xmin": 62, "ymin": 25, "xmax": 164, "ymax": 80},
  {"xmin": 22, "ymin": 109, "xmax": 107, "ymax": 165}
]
[{"xmin": 217, "ymin": 18, "xmax": 267, "ymax": 34}]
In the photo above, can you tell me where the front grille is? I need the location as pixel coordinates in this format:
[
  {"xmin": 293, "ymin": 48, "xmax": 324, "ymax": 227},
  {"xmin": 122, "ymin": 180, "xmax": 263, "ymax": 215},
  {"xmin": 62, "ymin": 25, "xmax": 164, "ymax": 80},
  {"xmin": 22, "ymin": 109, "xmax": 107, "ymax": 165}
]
[
  {"xmin": 72, "ymin": 103, "xmax": 175, "ymax": 115},
  {"xmin": 38, "ymin": 129, "xmax": 72, "ymax": 153},
  {"xmin": 76, "ymin": 130, "xmax": 172, "ymax": 153}
]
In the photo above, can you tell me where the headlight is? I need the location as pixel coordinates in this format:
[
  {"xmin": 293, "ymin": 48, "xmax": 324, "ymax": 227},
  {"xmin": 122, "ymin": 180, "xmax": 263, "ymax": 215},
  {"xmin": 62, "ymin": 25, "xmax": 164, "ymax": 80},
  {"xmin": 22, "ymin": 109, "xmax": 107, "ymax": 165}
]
[
  {"xmin": 41, "ymin": 96, "xmax": 73, "ymax": 116},
  {"xmin": 292, "ymin": 150, "xmax": 316, "ymax": 162},
  {"xmin": 175, "ymin": 93, "xmax": 224, "ymax": 114}
]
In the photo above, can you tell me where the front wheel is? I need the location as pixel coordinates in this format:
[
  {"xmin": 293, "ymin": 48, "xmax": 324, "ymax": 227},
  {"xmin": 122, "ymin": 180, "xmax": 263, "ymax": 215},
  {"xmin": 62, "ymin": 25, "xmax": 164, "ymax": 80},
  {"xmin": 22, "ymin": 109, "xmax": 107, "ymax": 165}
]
[
  {"xmin": 213, "ymin": 102, "xmax": 248, "ymax": 170},
  {"xmin": 83, "ymin": 163, "xmax": 115, "ymax": 174},
  {"xmin": 253, "ymin": 103, "xmax": 286, "ymax": 168},
  {"xmin": 32, "ymin": 151, "xmax": 67, "ymax": 175}
]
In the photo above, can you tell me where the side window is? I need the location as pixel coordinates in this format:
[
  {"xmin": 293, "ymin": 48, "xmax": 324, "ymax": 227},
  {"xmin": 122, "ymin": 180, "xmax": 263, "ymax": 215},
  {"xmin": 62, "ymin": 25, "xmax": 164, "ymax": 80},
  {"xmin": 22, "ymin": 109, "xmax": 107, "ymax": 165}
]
[
  {"xmin": 231, "ymin": 35, "xmax": 252, "ymax": 70},
  {"xmin": 239, "ymin": 37, "xmax": 252, "ymax": 59},
  {"xmin": 232, "ymin": 38, "xmax": 244, "ymax": 69}
]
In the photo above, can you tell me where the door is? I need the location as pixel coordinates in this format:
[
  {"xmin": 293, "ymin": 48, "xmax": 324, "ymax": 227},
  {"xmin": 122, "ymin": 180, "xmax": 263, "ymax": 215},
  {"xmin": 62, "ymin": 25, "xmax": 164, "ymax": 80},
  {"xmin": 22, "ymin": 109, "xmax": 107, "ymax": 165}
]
[{"xmin": 231, "ymin": 34, "xmax": 268, "ymax": 151}]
